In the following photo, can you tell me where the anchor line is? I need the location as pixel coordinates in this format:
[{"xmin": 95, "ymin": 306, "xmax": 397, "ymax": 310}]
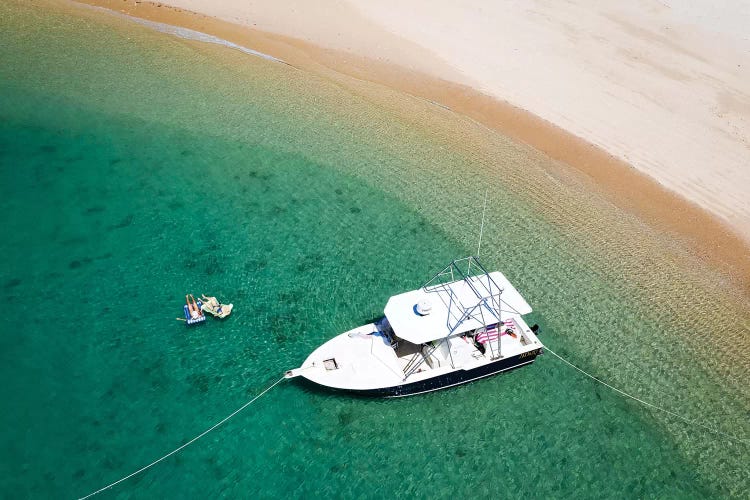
[
  {"xmin": 78, "ymin": 376, "xmax": 286, "ymax": 500},
  {"xmin": 543, "ymin": 347, "xmax": 748, "ymax": 445}
]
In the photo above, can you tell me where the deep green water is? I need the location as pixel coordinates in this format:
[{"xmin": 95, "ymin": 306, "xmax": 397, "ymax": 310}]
[{"xmin": 1, "ymin": 1, "xmax": 748, "ymax": 498}]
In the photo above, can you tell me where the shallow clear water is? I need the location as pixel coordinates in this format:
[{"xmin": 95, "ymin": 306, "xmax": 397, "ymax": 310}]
[{"xmin": 1, "ymin": 1, "xmax": 747, "ymax": 498}]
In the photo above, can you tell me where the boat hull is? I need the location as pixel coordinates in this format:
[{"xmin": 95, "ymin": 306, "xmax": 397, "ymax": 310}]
[{"xmin": 305, "ymin": 348, "xmax": 543, "ymax": 398}]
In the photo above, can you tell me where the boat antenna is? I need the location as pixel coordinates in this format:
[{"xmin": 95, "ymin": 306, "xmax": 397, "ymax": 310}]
[{"xmin": 477, "ymin": 189, "xmax": 488, "ymax": 257}]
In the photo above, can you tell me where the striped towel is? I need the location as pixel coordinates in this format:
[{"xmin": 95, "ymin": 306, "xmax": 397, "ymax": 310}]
[{"xmin": 476, "ymin": 319, "xmax": 515, "ymax": 343}]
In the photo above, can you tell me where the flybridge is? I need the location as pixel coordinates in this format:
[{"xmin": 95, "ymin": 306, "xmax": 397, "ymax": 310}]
[
  {"xmin": 384, "ymin": 257, "xmax": 532, "ymax": 345},
  {"xmin": 422, "ymin": 256, "xmax": 529, "ymax": 335}
]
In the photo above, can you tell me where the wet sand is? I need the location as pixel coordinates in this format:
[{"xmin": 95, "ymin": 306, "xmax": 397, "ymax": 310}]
[{"xmin": 75, "ymin": 0, "xmax": 750, "ymax": 293}]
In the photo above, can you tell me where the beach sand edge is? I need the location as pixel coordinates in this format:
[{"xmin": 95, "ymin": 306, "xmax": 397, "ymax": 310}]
[{"xmin": 73, "ymin": 0, "xmax": 750, "ymax": 294}]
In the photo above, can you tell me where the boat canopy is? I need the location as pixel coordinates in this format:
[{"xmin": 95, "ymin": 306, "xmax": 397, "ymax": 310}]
[{"xmin": 384, "ymin": 267, "xmax": 531, "ymax": 345}]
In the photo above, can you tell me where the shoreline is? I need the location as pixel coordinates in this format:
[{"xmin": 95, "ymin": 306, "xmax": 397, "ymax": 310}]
[{"xmin": 75, "ymin": 0, "xmax": 750, "ymax": 293}]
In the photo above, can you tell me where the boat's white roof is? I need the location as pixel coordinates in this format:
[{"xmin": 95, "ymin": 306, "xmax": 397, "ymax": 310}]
[{"xmin": 384, "ymin": 271, "xmax": 532, "ymax": 344}]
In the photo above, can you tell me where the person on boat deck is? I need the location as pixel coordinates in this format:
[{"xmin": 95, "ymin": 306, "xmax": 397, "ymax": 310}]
[{"xmin": 186, "ymin": 294, "xmax": 201, "ymax": 319}]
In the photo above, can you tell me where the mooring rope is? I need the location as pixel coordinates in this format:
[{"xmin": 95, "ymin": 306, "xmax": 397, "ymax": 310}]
[
  {"xmin": 543, "ymin": 347, "xmax": 748, "ymax": 445},
  {"xmin": 78, "ymin": 376, "xmax": 286, "ymax": 499}
]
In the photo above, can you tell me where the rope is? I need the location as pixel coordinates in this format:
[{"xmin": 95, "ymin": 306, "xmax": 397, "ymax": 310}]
[
  {"xmin": 78, "ymin": 376, "xmax": 286, "ymax": 499},
  {"xmin": 543, "ymin": 347, "xmax": 748, "ymax": 445}
]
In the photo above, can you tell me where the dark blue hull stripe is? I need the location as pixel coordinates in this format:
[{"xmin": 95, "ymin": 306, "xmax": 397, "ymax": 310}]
[{"xmin": 319, "ymin": 349, "xmax": 543, "ymax": 398}]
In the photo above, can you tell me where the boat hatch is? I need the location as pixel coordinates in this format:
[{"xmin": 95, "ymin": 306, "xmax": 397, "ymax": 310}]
[{"xmin": 323, "ymin": 358, "xmax": 339, "ymax": 371}]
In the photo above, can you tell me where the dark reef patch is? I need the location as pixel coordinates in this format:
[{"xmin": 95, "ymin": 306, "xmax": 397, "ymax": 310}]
[
  {"xmin": 84, "ymin": 205, "xmax": 106, "ymax": 215},
  {"xmin": 337, "ymin": 410, "xmax": 354, "ymax": 426},
  {"xmin": 4, "ymin": 278, "xmax": 21, "ymax": 288},
  {"xmin": 187, "ymin": 373, "xmax": 210, "ymax": 394},
  {"xmin": 108, "ymin": 214, "xmax": 134, "ymax": 230}
]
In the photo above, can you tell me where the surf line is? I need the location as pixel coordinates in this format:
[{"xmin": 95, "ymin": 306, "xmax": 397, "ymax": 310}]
[
  {"xmin": 544, "ymin": 347, "xmax": 749, "ymax": 445},
  {"xmin": 77, "ymin": 376, "xmax": 286, "ymax": 500}
]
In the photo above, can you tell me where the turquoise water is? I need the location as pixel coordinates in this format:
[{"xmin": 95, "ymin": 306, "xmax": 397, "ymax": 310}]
[{"xmin": 1, "ymin": 2, "xmax": 747, "ymax": 498}]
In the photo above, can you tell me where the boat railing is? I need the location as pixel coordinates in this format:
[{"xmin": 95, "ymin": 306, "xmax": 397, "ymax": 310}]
[
  {"xmin": 401, "ymin": 349, "xmax": 424, "ymax": 377},
  {"xmin": 402, "ymin": 339, "xmax": 454, "ymax": 380},
  {"xmin": 439, "ymin": 295, "xmax": 503, "ymax": 342},
  {"xmin": 422, "ymin": 257, "xmax": 506, "ymax": 336},
  {"xmin": 403, "ymin": 257, "xmax": 511, "ymax": 379},
  {"xmin": 423, "ymin": 257, "xmax": 504, "ymax": 296}
]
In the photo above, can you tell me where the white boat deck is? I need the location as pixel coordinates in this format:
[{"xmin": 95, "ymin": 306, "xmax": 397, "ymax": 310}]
[
  {"xmin": 293, "ymin": 315, "xmax": 542, "ymax": 391},
  {"xmin": 293, "ymin": 324, "xmax": 405, "ymax": 391}
]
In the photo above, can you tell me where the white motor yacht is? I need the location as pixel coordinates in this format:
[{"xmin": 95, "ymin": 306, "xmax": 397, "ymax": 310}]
[{"xmin": 285, "ymin": 257, "xmax": 543, "ymax": 397}]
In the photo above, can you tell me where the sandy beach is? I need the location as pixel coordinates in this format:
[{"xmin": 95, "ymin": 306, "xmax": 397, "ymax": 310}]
[{"xmin": 78, "ymin": 0, "xmax": 750, "ymax": 288}]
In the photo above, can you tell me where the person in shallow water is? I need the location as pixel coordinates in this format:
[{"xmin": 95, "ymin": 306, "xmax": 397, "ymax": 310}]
[{"xmin": 185, "ymin": 294, "xmax": 201, "ymax": 319}]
